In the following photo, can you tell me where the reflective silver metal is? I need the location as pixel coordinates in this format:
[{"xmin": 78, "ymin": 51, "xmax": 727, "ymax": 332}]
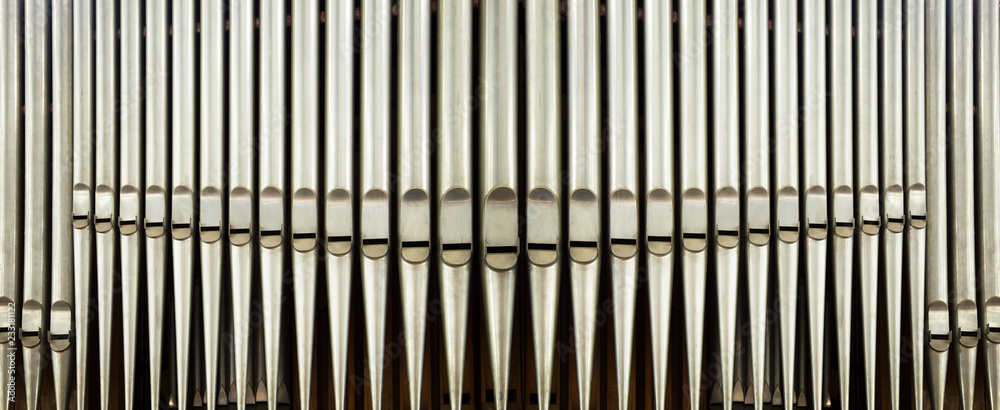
[
  {"xmin": 774, "ymin": 1, "xmax": 799, "ymax": 407},
  {"xmin": 95, "ymin": 0, "xmax": 118, "ymax": 407},
  {"xmin": 526, "ymin": 1, "xmax": 561, "ymax": 409},
  {"xmin": 201, "ymin": 2, "xmax": 226, "ymax": 409},
  {"xmin": 399, "ymin": 0, "xmax": 432, "ymax": 408},
  {"xmin": 974, "ymin": 0, "xmax": 1000, "ymax": 408},
  {"xmin": 608, "ymin": 1, "xmax": 639, "ymax": 408},
  {"xmin": 229, "ymin": 1, "xmax": 256, "ymax": 409},
  {"xmin": 146, "ymin": 1, "xmax": 171, "ymax": 407},
  {"xmin": 50, "ymin": 1, "xmax": 75, "ymax": 407},
  {"xmin": 172, "ymin": 1, "xmax": 198, "ymax": 408},
  {"xmin": 437, "ymin": 0, "xmax": 473, "ymax": 407},
  {"xmin": 881, "ymin": 3, "xmax": 906, "ymax": 408},
  {"xmin": 291, "ymin": 1, "xmax": 321, "ymax": 408},
  {"xmin": 831, "ymin": 1, "xmax": 855, "ymax": 408},
  {"xmin": 23, "ymin": 0, "xmax": 51, "ymax": 407},
  {"xmin": 121, "ymin": 0, "xmax": 143, "ymax": 407},
  {"xmin": 480, "ymin": 1, "xmax": 519, "ymax": 408},
  {"xmin": 679, "ymin": 0, "xmax": 708, "ymax": 408},
  {"xmin": 803, "ymin": 1, "xmax": 828, "ymax": 408},
  {"xmin": 948, "ymin": 1, "xmax": 979, "ymax": 408},
  {"xmin": 0, "ymin": 1, "xmax": 23, "ymax": 408},
  {"xmin": 325, "ymin": 0, "xmax": 354, "ymax": 408},
  {"xmin": 712, "ymin": 0, "xmax": 739, "ymax": 408},
  {"xmin": 905, "ymin": 2, "xmax": 928, "ymax": 410},
  {"xmin": 644, "ymin": 0, "xmax": 672, "ymax": 408},
  {"xmin": 362, "ymin": 0, "xmax": 393, "ymax": 408},
  {"xmin": 260, "ymin": 0, "xmax": 288, "ymax": 407},
  {"xmin": 924, "ymin": 1, "xmax": 950, "ymax": 408},
  {"xmin": 744, "ymin": 0, "xmax": 770, "ymax": 405},
  {"xmin": 856, "ymin": 1, "xmax": 880, "ymax": 407},
  {"xmin": 71, "ymin": 0, "xmax": 95, "ymax": 407}
]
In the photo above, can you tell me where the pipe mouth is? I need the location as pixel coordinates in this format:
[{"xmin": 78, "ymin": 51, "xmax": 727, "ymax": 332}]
[
  {"xmin": 746, "ymin": 186, "xmax": 770, "ymax": 246},
  {"xmin": 483, "ymin": 186, "xmax": 519, "ymax": 271},
  {"xmin": 440, "ymin": 187, "xmax": 473, "ymax": 266},
  {"xmin": 645, "ymin": 188, "xmax": 673, "ymax": 256},
  {"xmin": 776, "ymin": 186, "xmax": 799, "ymax": 243},
  {"xmin": 20, "ymin": 299, "xmax": 43, "ymax": 348},
  {"xmin": 883, "ymin": 184, "xmax": 905, "ymax": 233},
  {"xmin": 400, "ymin": 188, "xmax": 431, "ymax": 264},
  {"xmin": 859, "ymin": 185, "xmax": 880, "ymax": 235},
  {"xmin": 716, "ymin": 186, "xmax": 740, "ymax": 249},
  {"xmin": 291, "ymin": 188, "xmax": 319, "ymax": 252},
  {"xmin": 570, "ymin": 188, "xmax": 601, "ymax": 263},
  {"xmin": 48, "ymin": 300, "xmax": 73, "ymax": 352},
  {"xmin": 681, "ymin": 188, "xmax": 708, "ymax": 252},
  {"xmin": 94, "ymin": 184, "xmax": 115, "ymax": 233},
  {"xmin": 927, "ymin": 300, "xmax": 951, "ymax": 352},
  {"xmin": 171, "ymin": 185, "xmax": 195, "ymax": 240},
  {"xmin": 260, "ymin": 185, "xmax": 285, "ymax": 249},
  {"xmin": 907, "ymin": 183, "xmax": 927, "ymax": 229},
  {"xmin": 119, "ymin": 184, "xmax": 141, "ymax": 235},
  {"xmin": 610, "ymin": 188, "xmax": 639, "ymax": 258},
  {"xmin": 229, "ymin": 186, "xmax": 254, "ymax": 246},
  {"xmin": 805, "ymin": 185, "xmax": 828, "ymax": 240},
  {"xmin": 200, "ymin": 185, "xmax": 224, "ymax": 243},
  {"xmin": 527, "ymin": 187, "xmax": 559, "ymax": 267},
  {"xmin": 832, "ymin": 185, "xmax": 854, "ymax": 238},
  {"xmin": 326, "ymin": 188, "xmax": 353, "ymax": 256},
  {"xmin": 361, "ymin": 188, "xmax": 390, "ymax": 259},
  {"xmin": 73, "ymin": 183, "xmax": 92, "ymax": 229}
]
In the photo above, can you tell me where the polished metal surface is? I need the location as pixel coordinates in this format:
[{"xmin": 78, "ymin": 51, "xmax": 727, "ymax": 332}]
[
  {"xmin": 3, "ymin": 3, "xmax": 998, "ymax": 410},
  {"xmin": 644, "ymin": 0, "xmax": 672, "ymax": 408},
  {"xmin": 949, "ymin": 2, "xmax": 980, "ymax": 409},
  {"xmin": 22, "ymin": 1, "xmax": 50, "ymax": 408},
  {"xmin": 50, "ymin": 1, "xmax": 74, "ymax": 408},
  {"xmin": 925, "ymin": 1, "xmax": 952, "ymax": 409}
]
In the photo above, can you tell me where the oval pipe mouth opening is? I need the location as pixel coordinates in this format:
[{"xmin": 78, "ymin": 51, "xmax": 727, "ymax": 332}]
[
  {"xmin": 645, "ymin": 188, "xmax": 672, "ymax": 256},
  {"xmin": 400, "ymin": 188, "xmax": 431, "ymax": 264},
  {"xmin": 292, "ymin": 188, "xmax": 319, "ymax": 252},
  {"xmin": 907, "ymin": 183, "xmax": 927, "ymax": 229},
  {"xmin": 927, "ymin": 300, "xmax": 951, "ymax": 352},
  {"xmin": 985, "ymin": 296, "xmax": 1000, "ymax": 344},
  {"xmin": 229, "ymin": 186, "xmax": 253, "ymax": 246},
  {"xmin": 0, "ymin": 297, "xmax": 13, "ymax": 344},
  {"xmin": 609, "ymin": 188, "xmax": 639, "ymax": 258},
  {"xmin": 884, "ymin": 184, "xmax": 905, "ymax": 233},
  {"xmin": 805, "ymin": 185, "xmax": 828, "ymax": 240},
  {"xmin": 680, "ymin": 188, "xmax": 707, "ymax": 253},
  {"xmin": 527, "ymin": 187, "xmax": 559, "ymax": 267},
  {"xmin": 94, "ymin": 184, "xmax": 115, "ymax": 233},
  {"xmin": 73, "ymin": 183, "xmax": 92, "ymax": 229},
  {"xmin": 716, "ymin": 186, "xmax": 740, "ymax": 249},
  {"xmin": 145, "ymin": 185, "xmax": 168, "ymax": 238},
  {"xmin": 259, "ymin": 186, "xmax": 285, "ymax": 249},
  {"xmin": 48, "ymin": 300, "xmax": 73, "ymax": 352},
  {"xmin": 832, "ymin": 185, "xmax": 855, "ymax": 238},
  {"xmin": 570, "ymin": 188, "xmax": 601, "ymax": 263},
  {"xmin": 483, "ymin": 186, "xmax": 519, "ymax": 271},
  {"xmin": 440, "ymin": 187, "xmax": 473, "ymax": 266},
  {"xmin": 361, "ymin": 189, "xmax": 390, "ymax": 259},
  {"xmin": 200, "ymin": 185, "xmax": 224, "ymax": 243},
  {"xmin": 326, "ymin": 188, "xmax": 354, "ymax": 256},
  {"xmin": 859, "ymin": 185, "xmax": 880, "ymax": 236},
  {"xmin": 171, "ymin": 185, "xmax": 195, "ymax": 240},
  {"xmin": 119, "ymin": 184, "xmax": 141, "ymax": 236},
  {"xmin": 20, "ymin": 299, "xmax": 44, "ymax": 348},
  {"xmin": 746, "ymin": 186, "xmax": 770, "ymax": 246},
  {"xmin": 776, "ymin": 186, "xmax": 799, "ymax": 243},
  {"xmin": 956, "ymin": 299, "xmax": 980, "ymax": 348}
]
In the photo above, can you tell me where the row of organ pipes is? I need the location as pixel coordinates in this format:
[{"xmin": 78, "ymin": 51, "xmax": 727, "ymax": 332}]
[{"xmin": 0, "ymin": 0, "xmax": 998, "ymax": 409}]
